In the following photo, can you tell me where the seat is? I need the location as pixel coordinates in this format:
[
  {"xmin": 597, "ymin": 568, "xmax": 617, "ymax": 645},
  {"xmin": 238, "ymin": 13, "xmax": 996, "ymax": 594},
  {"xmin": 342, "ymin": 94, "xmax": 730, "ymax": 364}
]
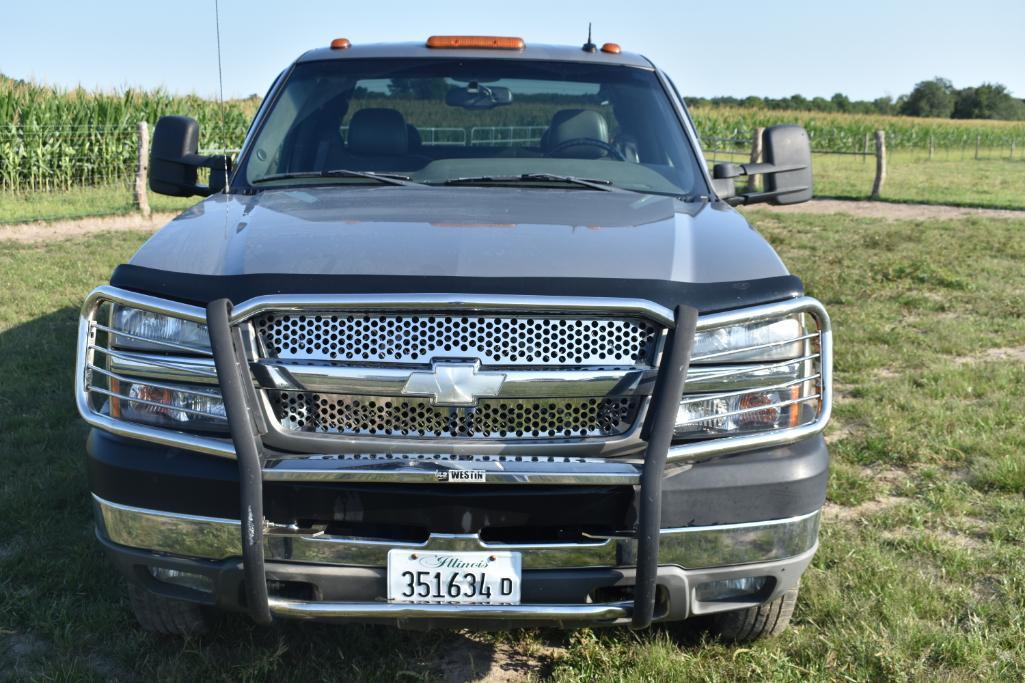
[
  {"xmin": 543, "ymin": 109, "xmax": 612, "ymax": 159},
  {"xmin": 341, "ymin": 108, "xmax": 428, "ymax": 172}
]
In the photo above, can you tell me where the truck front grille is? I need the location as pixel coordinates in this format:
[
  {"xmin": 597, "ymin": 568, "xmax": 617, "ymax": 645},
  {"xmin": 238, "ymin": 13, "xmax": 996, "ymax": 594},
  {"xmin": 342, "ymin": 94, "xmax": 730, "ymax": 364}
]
[
  {"xmin": 251, "ymin": 308, "xmax": 665, "ymax": 448},
  {"xmin": 269, "ymin": 391, "xmax": 641, "ymax": 439},
  {"xmin": 254, "ymin": 312, "xmax": 659, "ymax": 366}
]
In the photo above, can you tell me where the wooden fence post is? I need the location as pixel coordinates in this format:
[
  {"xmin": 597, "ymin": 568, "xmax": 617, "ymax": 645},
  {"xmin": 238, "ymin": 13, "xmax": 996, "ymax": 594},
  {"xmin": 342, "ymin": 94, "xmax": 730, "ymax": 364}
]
[
  {"xmin": 748, "ymin": 127, "xmax": 764, "ymax": 193},
  {"xmin": 134, "ymin": 121, "xmax": 151, "ymax": 218},
  {"xmin": 870, "ymin": 130, "xmax": 886, "ymax": 200}
]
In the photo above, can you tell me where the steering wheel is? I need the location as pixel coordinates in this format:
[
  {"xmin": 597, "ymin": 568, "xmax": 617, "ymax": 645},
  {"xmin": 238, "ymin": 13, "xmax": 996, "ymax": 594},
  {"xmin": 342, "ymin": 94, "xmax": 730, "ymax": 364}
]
[{"xmin": 547, "ymin": 138, "xmax": 626, "ymax": 161}]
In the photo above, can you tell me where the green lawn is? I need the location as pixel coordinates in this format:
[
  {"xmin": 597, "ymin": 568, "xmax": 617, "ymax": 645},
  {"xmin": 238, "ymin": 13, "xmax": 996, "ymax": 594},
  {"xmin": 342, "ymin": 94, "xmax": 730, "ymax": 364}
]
[
  {"xmin": 708, "ymin": 149, "xmax": 1025, "ymax": 210},
  {"xmin": 0, "ymin": 184, "xmax": 196, "ymax": 224},
  {"xmin": 2, "ymin": 212, "xmax": 1025, "ymax": 680}
]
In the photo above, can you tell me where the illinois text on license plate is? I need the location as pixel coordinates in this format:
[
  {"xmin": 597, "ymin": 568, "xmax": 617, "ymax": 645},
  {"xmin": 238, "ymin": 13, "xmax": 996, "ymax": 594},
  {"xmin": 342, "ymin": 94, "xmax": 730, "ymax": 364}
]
[{"xmin": 387, "ymin": 550, "xmax": 522, "ymax": 604}]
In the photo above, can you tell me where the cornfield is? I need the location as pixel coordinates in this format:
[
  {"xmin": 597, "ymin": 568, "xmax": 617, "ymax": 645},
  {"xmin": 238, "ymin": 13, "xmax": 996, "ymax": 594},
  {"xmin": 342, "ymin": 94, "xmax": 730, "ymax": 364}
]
[
  {"xmin": 0, "ymin": 77, "xmax": 254, "ymax": 192},
  {"xmin": 691, "ymin": 106, "xmax": 1025, "ymax": 151},
  {"xmin": 3, "ymin": 75, "xmax": 1024, "ymax": 193}
]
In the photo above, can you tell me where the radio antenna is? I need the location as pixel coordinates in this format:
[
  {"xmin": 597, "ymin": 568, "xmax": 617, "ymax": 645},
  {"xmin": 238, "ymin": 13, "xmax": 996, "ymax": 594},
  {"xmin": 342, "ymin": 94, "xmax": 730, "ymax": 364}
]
[
  {"xmin": 582, "ymin": 22, "xmax": 596, "ymax": 53},
  {"xmin": 214, "ymin": 0, "xmax": 229, "ymax": 195}
]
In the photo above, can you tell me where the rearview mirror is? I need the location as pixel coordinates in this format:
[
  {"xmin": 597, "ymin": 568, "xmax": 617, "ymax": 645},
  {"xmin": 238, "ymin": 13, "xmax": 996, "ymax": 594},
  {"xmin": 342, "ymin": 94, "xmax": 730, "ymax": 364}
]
[
  {"xmin": 445, "ymin": 83, "xmax": 513, "ymax": 110},
  {"xmin": 150, "ymin": 115, "xmax": 231, "ymax": 197},
  {"xmin": 712, "ymin": 124, "xmax": 812, "ymax": 206}
]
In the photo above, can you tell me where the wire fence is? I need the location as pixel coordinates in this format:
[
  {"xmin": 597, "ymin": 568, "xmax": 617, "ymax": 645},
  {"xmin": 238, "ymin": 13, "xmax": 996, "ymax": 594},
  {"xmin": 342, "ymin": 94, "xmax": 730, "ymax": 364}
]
[
  {"xmin": 0, "ymin": 123, "xmax": 247, "ymax": 193},
  {"xmin": 1, "ymin": 124, "xmax": 1023, "ymax": 208},
  {"xmin": 702, "ymin": 133, "xmax": 1024, "ymax": 164}
]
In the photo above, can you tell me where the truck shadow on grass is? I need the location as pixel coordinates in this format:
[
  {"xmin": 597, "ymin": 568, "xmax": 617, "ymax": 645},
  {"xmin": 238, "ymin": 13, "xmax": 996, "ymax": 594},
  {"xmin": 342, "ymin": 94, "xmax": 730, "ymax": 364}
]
[{"xmin": 0, "ymin": 307, "xmax": 706, "ymax": 681}]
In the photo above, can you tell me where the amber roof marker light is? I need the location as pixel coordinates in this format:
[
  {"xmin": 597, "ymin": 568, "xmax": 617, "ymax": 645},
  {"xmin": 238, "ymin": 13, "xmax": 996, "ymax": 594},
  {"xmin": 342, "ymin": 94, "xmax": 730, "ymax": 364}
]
[
  {"xmin": 601, "ymin": 43, "xmax": 622, "ymax": 54},
  {"xmin": 426, "ymin": 36, "xmax": 525, "ymax": 50},
  {"xmin": 330, "ymin": 38, "xmax": 351, "ymax": 50}
]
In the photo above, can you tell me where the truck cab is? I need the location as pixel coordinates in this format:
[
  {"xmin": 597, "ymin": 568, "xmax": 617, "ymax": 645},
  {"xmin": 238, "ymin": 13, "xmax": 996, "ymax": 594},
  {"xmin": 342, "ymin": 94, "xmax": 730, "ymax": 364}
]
[{"xmin": 77, "ymin": 36, "xmax": 831, "ymax": 640}]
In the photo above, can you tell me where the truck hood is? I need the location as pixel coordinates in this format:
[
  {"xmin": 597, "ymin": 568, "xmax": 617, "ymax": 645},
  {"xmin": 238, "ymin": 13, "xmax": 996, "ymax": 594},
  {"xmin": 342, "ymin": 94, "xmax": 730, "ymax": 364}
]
[{"xmin": 129, "ymin": 186, "xmax": 788, "ymax": 283}]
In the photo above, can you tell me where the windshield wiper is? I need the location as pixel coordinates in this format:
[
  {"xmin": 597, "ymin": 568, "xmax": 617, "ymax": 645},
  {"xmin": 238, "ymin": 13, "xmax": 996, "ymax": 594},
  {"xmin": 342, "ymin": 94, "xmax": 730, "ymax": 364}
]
[
  {"xmin": 438, "ymin": 173, "xmax": 616, "ymax": 192},
  {"xmin": 252, "ymin": 169, "xmax": 418, "ymax": 187}
]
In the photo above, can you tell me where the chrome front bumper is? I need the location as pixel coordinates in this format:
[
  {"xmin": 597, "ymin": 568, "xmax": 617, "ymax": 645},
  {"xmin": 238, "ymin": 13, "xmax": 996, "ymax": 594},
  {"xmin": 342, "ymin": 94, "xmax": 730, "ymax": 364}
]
[
  {"xmin": 93, "ymin": 494, "xmax": 820, "ymax": 572},
  {"xmin": 95, "ymin": 494, "xmax": 820, "ymax": 624}
]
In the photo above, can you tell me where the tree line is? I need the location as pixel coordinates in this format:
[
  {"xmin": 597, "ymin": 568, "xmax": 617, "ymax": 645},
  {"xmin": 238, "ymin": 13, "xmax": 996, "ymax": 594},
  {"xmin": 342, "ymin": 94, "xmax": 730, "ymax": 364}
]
[{"xmin": 686, "ymin": 78, "xmax": 1025, "ymax": 121}]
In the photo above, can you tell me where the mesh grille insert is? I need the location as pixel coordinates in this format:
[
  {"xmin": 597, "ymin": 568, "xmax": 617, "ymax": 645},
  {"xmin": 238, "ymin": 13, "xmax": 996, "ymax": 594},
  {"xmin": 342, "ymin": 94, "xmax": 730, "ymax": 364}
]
[
  {"xmin": 254, "ymin": 312, "xmax": 659, "ymax": 365},
  {"xmin": 269, "ymin": 391, "xmax": 641, "ymax": 439}
]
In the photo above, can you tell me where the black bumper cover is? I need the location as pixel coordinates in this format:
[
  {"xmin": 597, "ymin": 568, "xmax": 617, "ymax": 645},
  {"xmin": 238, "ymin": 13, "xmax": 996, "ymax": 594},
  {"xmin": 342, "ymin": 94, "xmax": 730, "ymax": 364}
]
[{"xmin": 87, "ymin": 429, "xmax": 829, "ymax": 532}]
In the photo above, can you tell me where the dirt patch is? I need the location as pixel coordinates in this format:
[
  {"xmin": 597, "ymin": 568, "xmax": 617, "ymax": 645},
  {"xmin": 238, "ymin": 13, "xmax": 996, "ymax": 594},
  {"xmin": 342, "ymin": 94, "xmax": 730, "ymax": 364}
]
[
  {"xmin": 0, "ymin": 632, "xmax": 48, "ymax": 681},
  {"xmin": 953, "ymin": 346, "xmax": 1025, "ymax": 365},
  {"xmin": 436, "ymin": 635, "xmax": 562, "ymax": 683},
  {"xmin": 479, "ymin": 642, "xmax": 561, "ymax": 682},
  {"xmin": 825, "ymin": 421, "xmax": 854, "ymax": 445},
  {"xmin": 823, "ymin": 495, "xmax": 906, "ymax": 523},
  {"xmin": 0, "ymin": 212, "xmax": 176, "ymax": 244},
  {"xmin": 751, "ymin": 199, "xmax": 1025, "ymax": 221},
  {"xmin": 824, "ymin": 467, "xmax": 909, "ymax": 523}
]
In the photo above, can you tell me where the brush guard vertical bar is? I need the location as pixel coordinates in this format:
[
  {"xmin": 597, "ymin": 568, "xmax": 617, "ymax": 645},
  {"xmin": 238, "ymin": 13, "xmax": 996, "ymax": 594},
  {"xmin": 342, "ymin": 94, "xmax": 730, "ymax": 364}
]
[
  {"xmin": 631, "ymin": 304, "xmax": 697, "ymax": 629},
  {"xmin": 207, "ymin": 298, "xmax": 272, "ymax": 625}
]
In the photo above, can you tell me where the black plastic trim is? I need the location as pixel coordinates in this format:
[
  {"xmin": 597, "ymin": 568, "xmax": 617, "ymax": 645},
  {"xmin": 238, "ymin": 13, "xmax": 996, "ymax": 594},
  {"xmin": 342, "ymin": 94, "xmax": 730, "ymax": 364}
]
[
  {"xmin": 632, "ymin": 304, "xmax": 697, "ymax": 629},
  {"xmin": 207, "ymin": 298, "xmax": 272, "ymax": 625},
  {"xmin": 86, "ymin": 429, "xmax": 829, "ymax": 528},
  {"xmin": 110, "ymin": 264, "xmax": 804, "ymax": 315},
  {"xmin": 660, "ymin": 433, "xmax": 830, "ymax": 526}
]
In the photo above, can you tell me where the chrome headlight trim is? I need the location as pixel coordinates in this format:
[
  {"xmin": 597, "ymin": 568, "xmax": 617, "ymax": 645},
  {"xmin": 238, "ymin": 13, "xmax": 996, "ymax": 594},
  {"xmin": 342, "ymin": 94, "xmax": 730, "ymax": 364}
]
[
  {"xmin": 667, "ymin": 296, "xmax": 832, "ymax": 463},
  {"xmin": 75, "ymin": 287, "xmax": 235, "ymax": 458}
]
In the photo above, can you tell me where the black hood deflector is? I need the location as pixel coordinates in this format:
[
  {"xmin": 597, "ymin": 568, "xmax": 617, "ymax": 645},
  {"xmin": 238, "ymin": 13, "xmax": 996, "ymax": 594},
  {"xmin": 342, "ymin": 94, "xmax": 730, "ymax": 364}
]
[{"xmin": 110, "ymin": 264, "xmax": 803, "ymax": 315}]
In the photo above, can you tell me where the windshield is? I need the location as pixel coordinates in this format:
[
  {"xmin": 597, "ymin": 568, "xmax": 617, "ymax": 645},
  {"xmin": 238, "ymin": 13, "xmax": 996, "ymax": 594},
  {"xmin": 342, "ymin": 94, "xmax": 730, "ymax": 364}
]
[{"xmin": 240, "ymin": 58, "xmax": 705, "ymax": 197}]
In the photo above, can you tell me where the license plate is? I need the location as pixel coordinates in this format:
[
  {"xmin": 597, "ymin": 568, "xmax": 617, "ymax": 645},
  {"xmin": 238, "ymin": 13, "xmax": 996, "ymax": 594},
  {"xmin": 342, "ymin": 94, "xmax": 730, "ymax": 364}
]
[{"xmin": 387, "ymin": 550, "xmax": 521, "ymax": 604}]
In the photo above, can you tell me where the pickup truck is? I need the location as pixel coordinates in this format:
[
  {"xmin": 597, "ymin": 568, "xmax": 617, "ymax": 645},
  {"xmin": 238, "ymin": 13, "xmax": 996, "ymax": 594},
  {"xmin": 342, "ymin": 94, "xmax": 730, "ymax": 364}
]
[{"xmin": 76, "ymin": 36, "xmax": 832, "ymax": 641}]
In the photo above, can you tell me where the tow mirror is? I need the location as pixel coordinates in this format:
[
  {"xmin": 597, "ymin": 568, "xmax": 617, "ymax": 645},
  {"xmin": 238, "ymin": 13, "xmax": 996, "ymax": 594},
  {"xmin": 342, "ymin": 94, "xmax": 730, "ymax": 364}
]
[
  {"xmin": 712, "ymin": 125, "xmax": 812, "ymax": 206},
  {"xmin": 150, "ymin": 116, "xmax": 231, "ymax": 197}
]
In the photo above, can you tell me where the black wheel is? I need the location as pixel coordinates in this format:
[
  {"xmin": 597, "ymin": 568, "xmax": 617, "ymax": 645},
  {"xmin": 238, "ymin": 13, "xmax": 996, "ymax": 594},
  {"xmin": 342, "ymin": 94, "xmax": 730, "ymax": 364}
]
[
  {"xmin": 127, "ymin": 583, "xmax": 210, "ymax": 636},
  {"xmin": 705, "ymin": 588, "xmax": 799, "ymax": 642}
]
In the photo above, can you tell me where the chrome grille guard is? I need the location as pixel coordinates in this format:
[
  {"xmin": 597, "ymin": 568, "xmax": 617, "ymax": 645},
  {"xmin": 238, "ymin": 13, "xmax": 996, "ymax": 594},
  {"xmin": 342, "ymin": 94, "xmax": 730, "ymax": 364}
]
[
  {"xmin": 205, "ymin": 296, "xmax": 697, "ymax": 629},
  {"xmin": 76, "ymin": 286, "xmax": 831, "ymax": 628}
]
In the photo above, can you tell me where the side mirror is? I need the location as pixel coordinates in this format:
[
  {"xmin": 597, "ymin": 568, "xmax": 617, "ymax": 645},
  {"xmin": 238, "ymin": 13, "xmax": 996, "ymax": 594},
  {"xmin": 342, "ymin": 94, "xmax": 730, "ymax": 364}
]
[
  {"xmin": 712, "ymin": 124, "xmax": 812, "ymax": 206},
  {"xmin": 150, "ymin": 115, "xmax": 231, "ymax": 197}
]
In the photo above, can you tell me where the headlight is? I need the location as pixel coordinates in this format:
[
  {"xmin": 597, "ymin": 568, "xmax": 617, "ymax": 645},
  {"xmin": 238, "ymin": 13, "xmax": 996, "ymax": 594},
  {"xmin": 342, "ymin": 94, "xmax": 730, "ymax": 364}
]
[
  {"xmin": 676, "ymin": 312, "xmax": 821, "ymax": 439},
  {"xmin": 690, "ymin": 315, "xmax": 807, "ymax": 363},
  {"xmin": 109, "ymin": 379, "xmax": 227, "ymax": 428},
  {"xmin": 111, "ymin": 305, "xmax": 210, "ymax": 352}
]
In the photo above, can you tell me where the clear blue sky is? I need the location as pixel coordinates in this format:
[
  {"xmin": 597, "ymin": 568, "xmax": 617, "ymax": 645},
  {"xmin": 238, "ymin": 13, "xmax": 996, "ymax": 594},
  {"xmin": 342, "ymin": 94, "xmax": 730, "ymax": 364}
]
[{"xmin": 3, "ymin": 0, "xmax": 1023, "ymax": 101}]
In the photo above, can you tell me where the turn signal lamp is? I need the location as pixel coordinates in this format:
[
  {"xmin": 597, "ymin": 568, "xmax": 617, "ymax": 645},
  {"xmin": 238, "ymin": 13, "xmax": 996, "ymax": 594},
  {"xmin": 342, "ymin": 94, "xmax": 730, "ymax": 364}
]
[{"xmin": 426, "ymin": 36, "xmax": 525, "ymax": 50}]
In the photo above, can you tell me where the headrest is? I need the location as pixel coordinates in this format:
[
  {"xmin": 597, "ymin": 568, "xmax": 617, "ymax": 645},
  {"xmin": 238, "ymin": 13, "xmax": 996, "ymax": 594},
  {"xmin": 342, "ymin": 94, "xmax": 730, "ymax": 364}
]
[
  {"xmin": 545, "ymin": 109, "xmax": 610, "ymax": 156},
  {"xmin": 347, "ymin": 108, "xmax": 408, "ymax": 156},
  {"xmin": 406, "ymin": 124, "xmax": 422, "ymax": 150}
]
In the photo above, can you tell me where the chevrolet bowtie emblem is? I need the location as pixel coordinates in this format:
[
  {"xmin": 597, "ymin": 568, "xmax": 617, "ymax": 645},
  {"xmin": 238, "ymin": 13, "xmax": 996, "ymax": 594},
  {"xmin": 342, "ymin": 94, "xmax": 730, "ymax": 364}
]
[{"xmin": 402, "ymin": 361, "xmax": 505, "ymax": 407}]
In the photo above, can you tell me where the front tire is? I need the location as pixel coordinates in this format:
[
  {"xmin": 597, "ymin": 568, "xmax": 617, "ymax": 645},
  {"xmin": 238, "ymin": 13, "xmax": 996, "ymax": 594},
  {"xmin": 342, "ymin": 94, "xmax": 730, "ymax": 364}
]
[
  {"xmin": 127, "ymin": 583, "xmax": 210, "ymax": 636},
  {"xmin": 705, "ymin": 588, "xmax": 799, "ymax": 642}
]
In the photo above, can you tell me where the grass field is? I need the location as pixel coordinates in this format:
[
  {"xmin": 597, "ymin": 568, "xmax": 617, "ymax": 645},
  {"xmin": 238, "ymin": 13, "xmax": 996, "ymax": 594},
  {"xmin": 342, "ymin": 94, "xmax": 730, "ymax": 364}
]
[
  {"xmin": 706, "ymin": 149, "xmax": 1025, "ymax": 210},
  {"xmin": 2, "ymin": 211, "xmax": 1025, "ymax": 680},
  {"xmin": 0, "ymin": 185, "xmax": 194, "ymax": 224}
]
